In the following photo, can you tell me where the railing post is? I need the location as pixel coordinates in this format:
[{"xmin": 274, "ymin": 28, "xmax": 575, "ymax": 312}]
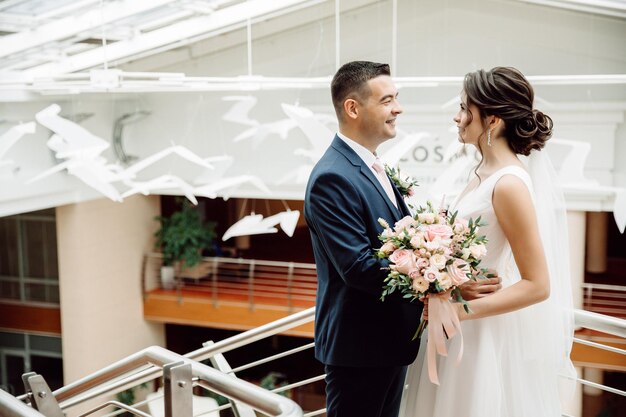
[
  {"xmin": 163, "ymin": 361, "xmax": 193, "ymax": 417},
  {"xmin": 287, "ymin": 263, "xmax": 294, "ymax": 313},
  {"xmin": 0, "ymin": 388, "xmax": 48, "ymax": 417},
  {"xmin": 248, "ymin": 259, "xmax": 255, "ymax": 312},
  {"xmin": 176, "ymin": 272, "xmax": 183, "ymax": 305},
  {"xmin": 21, "ymin": 372, "xmax": 64, "ymax": 417}
]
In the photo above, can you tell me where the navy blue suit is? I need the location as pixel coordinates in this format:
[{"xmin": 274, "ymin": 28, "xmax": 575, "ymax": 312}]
[{"xmin": 304, "ymin": 136, "xmax": 422, "ymax": 417}]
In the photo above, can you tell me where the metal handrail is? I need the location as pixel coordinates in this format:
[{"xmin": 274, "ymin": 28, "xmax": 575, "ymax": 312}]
[
  {"xmin": 581, "ymin": 283, "xmax": 626, "ymax": 292},
  {"xmin": 42, "ymin": 307, "xmax": 316, "ymax": 410},
  {"xmin": 39, "ymin": 346, "xmax": 302, "ymax": 417},
  {"xmin": 574, "ymin": 309, "xmax": 626, "ymax": 338},
  {"xmin": 0, "ymin": 389, "xmax": 47, "ymax": 417},
  {"xmin": 11, "ymin": 305, "xmax": 626, "ymax": 417},
  {"xmin": 77, "ymin": 401, "xmax": 152, "ymax": 417},
  {"xmin": 148, "ymin": 252, "xmax": 318, "ymax": 270}
]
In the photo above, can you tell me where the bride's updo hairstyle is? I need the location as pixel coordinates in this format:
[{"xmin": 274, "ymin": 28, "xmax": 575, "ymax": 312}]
[{"xmin": 463, "ymin": 66, "xmax": 553, "ymax": 156}]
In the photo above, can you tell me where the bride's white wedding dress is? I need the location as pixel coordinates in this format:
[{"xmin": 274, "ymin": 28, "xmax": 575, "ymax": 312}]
[{"xmin": 400, "ymin": 163, "xmax": 575, "ymax": 417}]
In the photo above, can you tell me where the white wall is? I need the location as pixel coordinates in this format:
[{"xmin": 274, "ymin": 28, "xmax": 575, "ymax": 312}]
[{"xmin": 56, "ymin": 195, "xmax": 165, "ymax": 416}]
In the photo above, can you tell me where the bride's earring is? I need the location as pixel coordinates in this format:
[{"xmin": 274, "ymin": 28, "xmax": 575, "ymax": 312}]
[{"xmin": 487, "ymin": 129, "xmax": 492, "ymax": 147}]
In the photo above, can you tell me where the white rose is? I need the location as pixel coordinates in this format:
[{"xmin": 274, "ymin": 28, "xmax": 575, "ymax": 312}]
[
  {"xmin": 453, "ymin": 223, "xmax": 466, "ymax": 234},
  {"xmin": 438, "ymin": 271, "xmax": 452, "ymax": 290},
  {"xmin": 424, "ymin": 239, "xmax": 440, "ymax": 252},
  {"xmin": 469, "ymin": 244, "xmax": 487, "ymax": 259},
  {"xmin": 381, "ymin": 228, "xmax": 395, "ymax": 239},
  {"xmin": 461, "ymin": 248, "xmax": 471, "ymax": 260},
  {"xmin": 409, "ymin": 235, "xmax": 424, "ymax": 249},
  {"xmin": 430, "ymin": 254, "xmax": 447, "ymax": 270},
  {"xmin": 412, "ymin": 276, "xmax": 429, "ymax": 293},
  {"xmin": 417, "ymin": 212, "xmax": 436, "ymax": 224}
]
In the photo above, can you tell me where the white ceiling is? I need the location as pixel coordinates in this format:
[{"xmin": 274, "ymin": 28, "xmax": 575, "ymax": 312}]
[
  {"xmin": 0, "ymin": 0, "xmax": 624, "ymax": 80},
  {"xmin": 0, "ymin": 0, "xmax": 624, "ymax": 218},
  {"xmin": 0, "ymin": 0, "xmax": 324, "ymax": 76}
]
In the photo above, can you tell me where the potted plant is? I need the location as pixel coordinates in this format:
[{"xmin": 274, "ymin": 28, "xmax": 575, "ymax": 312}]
[{"xmin": 154, "ymin": 200, "xmax": 216, "ymax": 288}]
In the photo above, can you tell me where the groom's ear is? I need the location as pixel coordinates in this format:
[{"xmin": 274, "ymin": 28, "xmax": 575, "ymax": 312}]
[{"xmin": 344, "ymin": 98, "xmax": 359, "ymax": 120}]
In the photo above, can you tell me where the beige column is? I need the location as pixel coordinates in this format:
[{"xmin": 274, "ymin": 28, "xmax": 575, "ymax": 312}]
[
  {"xmin": 234, "ymin": 198, "xmax": 251, "ymax": 251},
  {"xmin": 566, "ymin": 212, "xmax": 586, "ymax": 417},
  {"xmin": 582, "ymin": 367, "xmax": 604, "ymax": 417},
  {"xmin": 56, "ymin": 195, "xmax": 165, "ymax": 417},
  {"xmin": 585, "ymin": 212, "xmax": 608, "ymax": 274},
  {"xmin": 568, "ymin": 211, "xmax": 587, "ymax": 310}
]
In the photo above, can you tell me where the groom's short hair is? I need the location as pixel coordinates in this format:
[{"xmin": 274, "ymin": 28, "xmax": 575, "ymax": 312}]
[{"xmin": 331, "ymin": 61, "xmax": 390, "ymax": 121}]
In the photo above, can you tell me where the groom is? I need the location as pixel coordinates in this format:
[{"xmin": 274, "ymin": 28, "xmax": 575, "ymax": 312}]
[
  {"xmin": 304, "ymin": 61, "xmax": 421, "ymax": 417},
  {"xmin": 304, "ymin": 61, "xmax": 502, "ymax": 417}
]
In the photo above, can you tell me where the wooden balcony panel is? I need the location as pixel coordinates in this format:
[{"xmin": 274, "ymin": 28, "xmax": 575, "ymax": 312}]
[
  {"xmin": 572, "ymin": 329, "xmax": 626, "ymax": 371},
  {"xmin": 0, "ymin": 302, "xmax": 61, "ymax": 335},
  {"xmin": 144, "ymin": 289, "xmax": 314, "ymax": 338}
]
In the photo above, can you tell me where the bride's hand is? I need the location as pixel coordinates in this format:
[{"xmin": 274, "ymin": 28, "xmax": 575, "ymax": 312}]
[{"xmin": 459, "ymin": 270, "xmax": 502, "ymax": 300}]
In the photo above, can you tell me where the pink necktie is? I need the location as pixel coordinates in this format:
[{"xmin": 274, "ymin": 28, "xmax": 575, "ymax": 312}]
[{"xmin": 372, "ymin": 159, "xmax": 397, "ymax": 207}]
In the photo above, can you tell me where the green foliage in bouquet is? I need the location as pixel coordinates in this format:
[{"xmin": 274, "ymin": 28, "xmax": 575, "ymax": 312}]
[{"xmin": 384, "ymin": 164, "xmax": 419, "ymax": 197}]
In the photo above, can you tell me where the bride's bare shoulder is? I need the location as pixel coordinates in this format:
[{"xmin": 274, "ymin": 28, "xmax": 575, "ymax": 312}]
[{"xmin": 492, "ymin": 174, "xmax": 535, "ymax": 222}]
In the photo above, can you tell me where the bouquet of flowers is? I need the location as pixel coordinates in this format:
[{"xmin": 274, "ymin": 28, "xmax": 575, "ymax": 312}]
[{"xmin": 376, "ymin": 201, "xmax": 489, "ymax": 384}]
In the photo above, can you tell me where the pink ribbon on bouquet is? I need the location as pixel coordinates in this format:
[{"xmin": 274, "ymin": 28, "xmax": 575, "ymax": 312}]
[{"xmin": 426, "ymin": 292, "xmax": 464, "ymax": 385}]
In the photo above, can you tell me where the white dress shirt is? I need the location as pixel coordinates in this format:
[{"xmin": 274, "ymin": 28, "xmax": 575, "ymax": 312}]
[{"xmin": 336, "ymin": 132, "xmax": 397, "ymax": 207}]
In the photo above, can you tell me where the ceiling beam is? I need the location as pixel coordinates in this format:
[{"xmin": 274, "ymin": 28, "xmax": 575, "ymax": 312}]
[
  {"xmin": 0, "ymin": 0, "xmax": 179, "ymax": 59},
  {"xmin": 23, "ymin": 0, "xmax": 325, "ymax": 77},
  {"xmin": 511, "ymin": 0, "xmax": 626, "ymax": 19}
]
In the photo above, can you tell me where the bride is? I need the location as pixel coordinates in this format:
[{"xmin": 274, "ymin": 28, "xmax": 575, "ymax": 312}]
[{"xmin": 401, "ymin": 67, "xmax": 576, "ymax": 417}]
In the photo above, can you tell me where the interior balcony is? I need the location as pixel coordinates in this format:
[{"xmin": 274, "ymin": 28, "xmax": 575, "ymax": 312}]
[
  {"xmin": 142, "ymin": 253, "xmax": 316, "ymax": 338},
  {"xmin": 141, "ymin": 253, "xmax": 626, "ymax": 374}
]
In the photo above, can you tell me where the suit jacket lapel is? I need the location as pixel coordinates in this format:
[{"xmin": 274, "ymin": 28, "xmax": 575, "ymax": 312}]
[
  {"xmin": 392, "ymin": 183, "xmax": 412, "ymax": 218},
  {"xmin": 331, "ymin": 136, "xmax": 400, "ymax": 217},
  {"xmin": 359, "ymin": 164, "xmax": 401, "ymax": 216}
]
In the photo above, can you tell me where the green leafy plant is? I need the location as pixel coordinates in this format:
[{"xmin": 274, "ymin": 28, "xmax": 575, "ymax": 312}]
[
  {"xmin": 260, "ymin": 372, "xmax": 291, "ymax": 398},
  {"xmin": 154, "ymin": 200, "xmax": 216, "ymax": 268},
  {"xmin": 115, "ymin": 383, "xmax": 148, "ymax": 417}
]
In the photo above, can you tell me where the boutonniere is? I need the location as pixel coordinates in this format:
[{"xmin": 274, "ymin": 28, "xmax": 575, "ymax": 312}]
[{"xmin": 384, "ymin": 164, "xmax": 419, "ymax": 198}]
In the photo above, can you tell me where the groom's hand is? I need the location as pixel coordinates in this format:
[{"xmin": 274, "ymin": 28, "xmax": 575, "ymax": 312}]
[{"xmin": 459, "ymin": 270, "xmax": 502, "ymax": 300}]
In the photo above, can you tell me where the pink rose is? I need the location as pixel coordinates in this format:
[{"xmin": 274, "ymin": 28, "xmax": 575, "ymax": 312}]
[
  {"xmin": 416, "ymin": 257, "xmax": 429, "ymax": 270},
  {"xmin": 380, "ymin": 241, "xmax": 397, "ymax": 255},
  {"xmin": 423, "ymin": 267, "xmax": 440, "ymax": 283},
  {"xmin": 394, "ymin": 215, "xmax": 415, "ymax": 233},
  {"xmin": 389, "ymin": 249, "xmax": 417, "ymax": 275},
  {"xmin": 425, "ymin": 224, "xmax": 453, "ymax": 242},
  {"xmin": 446, "ymin": 259, "xmax": 471, "ymax": 286}
]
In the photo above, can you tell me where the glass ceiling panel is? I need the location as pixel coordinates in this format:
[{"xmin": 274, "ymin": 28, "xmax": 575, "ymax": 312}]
[{"xmin": 0, "ymin": 0, "xmax": 101, "ymax": 16}]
